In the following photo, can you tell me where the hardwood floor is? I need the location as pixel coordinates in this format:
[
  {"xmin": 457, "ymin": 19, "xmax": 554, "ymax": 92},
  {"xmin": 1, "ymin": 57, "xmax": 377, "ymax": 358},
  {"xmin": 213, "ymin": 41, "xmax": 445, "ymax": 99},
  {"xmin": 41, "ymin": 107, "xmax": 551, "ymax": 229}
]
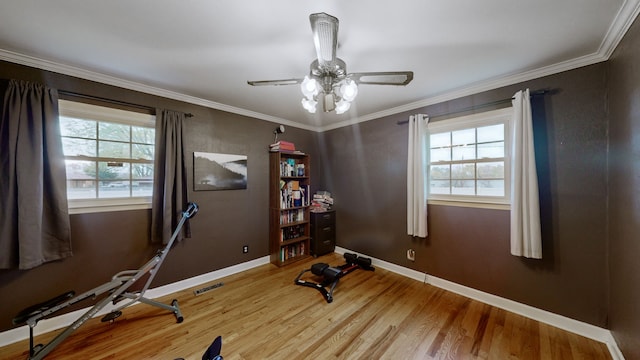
[{"xmin": 1, "ymin": 253, "xmax": 611, "ymax": 359}]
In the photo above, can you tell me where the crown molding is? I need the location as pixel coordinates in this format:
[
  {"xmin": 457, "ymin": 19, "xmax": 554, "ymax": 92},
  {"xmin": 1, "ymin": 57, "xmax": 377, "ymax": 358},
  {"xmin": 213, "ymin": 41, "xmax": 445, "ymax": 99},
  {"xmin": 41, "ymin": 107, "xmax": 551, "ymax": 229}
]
[
  {"xmin": 0, "ymin": 49, "xmax": 318, "ymax": 132},
  {"xmin": 599, "ymin": 0, "xmax": 640, "ymax": 59},
  {"xmin": 1, "ymin": 0, "xmax": 638, "ymax": 133},
  {"xmin": 322, "ymin": 51, "xmax": 607, "ymax": 132},
  {"xmin": 322, "ymin": 0, "xmax": 640, "ymax": 132}
]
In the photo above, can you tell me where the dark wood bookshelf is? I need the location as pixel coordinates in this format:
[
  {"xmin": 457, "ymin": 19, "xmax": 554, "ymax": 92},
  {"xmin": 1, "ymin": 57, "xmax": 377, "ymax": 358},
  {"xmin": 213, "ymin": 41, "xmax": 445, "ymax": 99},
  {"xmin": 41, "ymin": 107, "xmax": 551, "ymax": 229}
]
[{"xmin": 269, "ymin": 151, "xmax": 311, "ymax": 266}]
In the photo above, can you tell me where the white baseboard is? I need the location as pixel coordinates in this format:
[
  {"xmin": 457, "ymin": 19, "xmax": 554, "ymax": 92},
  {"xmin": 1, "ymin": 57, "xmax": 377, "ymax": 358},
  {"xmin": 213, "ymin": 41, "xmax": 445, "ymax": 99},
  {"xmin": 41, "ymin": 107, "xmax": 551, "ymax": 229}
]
[
  {"xmin": 334, "ymin": 247, "xmax": 624, "ymax": 360},
  {"xmin": 2, "ymin": 250, "xmax": 624, "ymax": 359},
  {"xmin": 0, "ymin": 255, "xmax": 270, "ymax": 348}
]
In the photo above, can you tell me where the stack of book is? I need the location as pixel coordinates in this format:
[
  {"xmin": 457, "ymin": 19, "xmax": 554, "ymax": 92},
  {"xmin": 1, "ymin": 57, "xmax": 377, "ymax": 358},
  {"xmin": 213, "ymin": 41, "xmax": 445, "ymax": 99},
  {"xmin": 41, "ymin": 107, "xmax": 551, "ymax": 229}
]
[
  {"xmin": 269, "ymin": 140, "xmax": 295, "ymax": 152},
  {"xmin": 311, "ymin": 190, "xmax": 334, "ymax": 212}
]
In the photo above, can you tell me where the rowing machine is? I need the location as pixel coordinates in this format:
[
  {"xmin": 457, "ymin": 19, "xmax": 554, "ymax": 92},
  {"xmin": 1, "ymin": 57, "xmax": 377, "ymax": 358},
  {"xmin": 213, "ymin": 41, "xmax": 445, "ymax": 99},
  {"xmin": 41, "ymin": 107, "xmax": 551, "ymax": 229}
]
[
  {"xmin": 13, "ymin": 202, "xmax": 199, "ymax": 360},
  {"xmin": 294, "ymin": 252, "xmax": 374, "ymax": 303}
]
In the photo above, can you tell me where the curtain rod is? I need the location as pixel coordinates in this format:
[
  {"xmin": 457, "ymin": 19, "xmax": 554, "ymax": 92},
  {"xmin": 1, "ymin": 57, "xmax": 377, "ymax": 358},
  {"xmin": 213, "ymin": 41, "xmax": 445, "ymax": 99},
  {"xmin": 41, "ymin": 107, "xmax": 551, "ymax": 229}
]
[
  {"xmin": 397, "ymin": 89, "xmax": 549, "ymax": 125},
  {"xmin": 58, "ymin": 90, "xmax": 194, "ymax": 117}
]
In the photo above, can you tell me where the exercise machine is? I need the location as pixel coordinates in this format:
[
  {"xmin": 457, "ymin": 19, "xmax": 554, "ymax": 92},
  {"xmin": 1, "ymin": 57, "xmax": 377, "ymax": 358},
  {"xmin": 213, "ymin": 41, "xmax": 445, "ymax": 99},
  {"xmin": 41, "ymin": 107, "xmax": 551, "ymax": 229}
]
[
  {"xmin": 12, "ymin": 202, "xmax": 199, "ymax": 360},
  {"xmin": 294, "ymin": 252, "xmax": 374, "ymax": 303}
]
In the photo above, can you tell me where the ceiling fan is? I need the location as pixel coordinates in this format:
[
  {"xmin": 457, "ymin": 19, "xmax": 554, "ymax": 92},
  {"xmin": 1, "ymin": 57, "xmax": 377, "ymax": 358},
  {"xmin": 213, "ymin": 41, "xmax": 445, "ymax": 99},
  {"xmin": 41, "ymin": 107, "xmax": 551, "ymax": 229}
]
[{"xmin": 247, "ymin": 12, "xmax": 414, "ymax": 114}]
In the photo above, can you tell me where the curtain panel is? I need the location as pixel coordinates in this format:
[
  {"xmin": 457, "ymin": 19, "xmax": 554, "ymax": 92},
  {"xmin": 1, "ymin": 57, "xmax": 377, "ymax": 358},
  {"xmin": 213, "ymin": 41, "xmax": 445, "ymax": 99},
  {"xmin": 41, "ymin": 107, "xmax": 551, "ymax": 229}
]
[
  {"xmin": 510, "ymin": 89, "xmax": 542, "ymax": 259},
  {"xmin": 407, "ymin": 113, "xmax": 429, "ymax": 238},
  {"xmin": 0, "ymin": 79, "xmax": 72, "ymax": 269},
  {"xmin": 151, "ymin": 109, "xmax": 190, "ymax": 244}
]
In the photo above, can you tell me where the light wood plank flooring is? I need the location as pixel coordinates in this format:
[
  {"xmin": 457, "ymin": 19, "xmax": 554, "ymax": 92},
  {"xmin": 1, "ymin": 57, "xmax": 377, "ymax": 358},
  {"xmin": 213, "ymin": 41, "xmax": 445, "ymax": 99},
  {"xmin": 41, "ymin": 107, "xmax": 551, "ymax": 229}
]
[{"xmin": 1, "ymin": 253, "xmax": 611, "ymax": 359}]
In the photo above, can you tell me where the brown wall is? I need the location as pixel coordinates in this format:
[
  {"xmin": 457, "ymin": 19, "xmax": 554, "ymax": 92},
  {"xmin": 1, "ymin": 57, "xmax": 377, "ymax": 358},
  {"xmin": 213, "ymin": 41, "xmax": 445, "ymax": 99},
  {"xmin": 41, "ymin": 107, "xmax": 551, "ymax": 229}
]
[
  {"xmin": 607, "ymin": 14, "xmax": 640, "ymax": 359},
  {"xmin": 321, "ymin": 63, "xmax": 610, "ymax": 327},
  {"xmin": 0, "ymin": 61, "xmax": 320, "ymax": 331},
  {"xmin": 1, "ymin": 27, "xmax": 636, "ymax": 354}
]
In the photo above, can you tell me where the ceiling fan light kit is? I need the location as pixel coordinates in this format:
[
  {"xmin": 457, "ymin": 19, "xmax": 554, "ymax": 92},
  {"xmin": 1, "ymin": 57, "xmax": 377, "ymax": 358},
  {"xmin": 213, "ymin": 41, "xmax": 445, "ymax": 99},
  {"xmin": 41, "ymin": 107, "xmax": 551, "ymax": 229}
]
[{"xmin": 248, "ymin": 12, "xmax": 413, "ymax": 115}]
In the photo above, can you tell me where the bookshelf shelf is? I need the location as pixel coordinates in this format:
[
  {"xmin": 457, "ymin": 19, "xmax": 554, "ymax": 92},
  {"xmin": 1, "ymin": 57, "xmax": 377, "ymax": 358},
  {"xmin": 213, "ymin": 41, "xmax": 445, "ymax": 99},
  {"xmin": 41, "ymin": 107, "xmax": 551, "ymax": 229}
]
[
  {"xmin": 280, "ymin": 221, "xmax": 307, "ymax": 228},
  {"xmin": 281, "ymin": 236, "xmax": 310, "ymax": 246},
  {"xmin": 269, "ymin": 151, "xmax": 311, "ymax": 266}
]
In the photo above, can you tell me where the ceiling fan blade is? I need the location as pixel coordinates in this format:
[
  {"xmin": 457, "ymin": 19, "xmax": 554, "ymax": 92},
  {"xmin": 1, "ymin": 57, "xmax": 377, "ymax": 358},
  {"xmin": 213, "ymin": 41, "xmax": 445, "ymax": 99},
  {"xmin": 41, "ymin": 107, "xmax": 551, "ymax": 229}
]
[
  {"xmin": 247, "ymin": 78, "xmax": 303, "ymax": 86},
  {"xmin": 310, "ymin": 13, "xmax": 338, "ymax": 67},
  {"xmin": 349, "ymin": 71, "xmax": 414, "ymax": 86}
]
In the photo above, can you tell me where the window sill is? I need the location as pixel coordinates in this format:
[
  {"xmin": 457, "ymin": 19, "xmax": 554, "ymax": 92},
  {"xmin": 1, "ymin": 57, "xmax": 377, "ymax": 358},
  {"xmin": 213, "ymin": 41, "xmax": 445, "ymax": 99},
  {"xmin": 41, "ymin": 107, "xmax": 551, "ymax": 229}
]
[
  {"xmin": 427, "ymin": 199, "xmax": 510, "ymax": 210},
  {"xmin": 68, "ymin": 198, "xmax": 152, "ymax": 214}
]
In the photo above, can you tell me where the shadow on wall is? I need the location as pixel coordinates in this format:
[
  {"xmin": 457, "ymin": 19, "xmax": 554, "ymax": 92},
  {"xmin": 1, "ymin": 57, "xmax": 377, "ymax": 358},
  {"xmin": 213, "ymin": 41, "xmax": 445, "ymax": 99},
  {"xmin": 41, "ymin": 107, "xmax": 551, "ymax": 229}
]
[{"xmin": 526, "ymin": 91, "xmax": 556, "ymax": 272}]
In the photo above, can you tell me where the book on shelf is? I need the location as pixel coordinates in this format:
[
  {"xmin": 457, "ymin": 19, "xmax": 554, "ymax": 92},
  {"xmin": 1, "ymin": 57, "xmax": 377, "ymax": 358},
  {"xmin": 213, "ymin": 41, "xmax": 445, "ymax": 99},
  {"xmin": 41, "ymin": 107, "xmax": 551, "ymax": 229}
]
[
  {"xmin": 280, "ymin": 224, "xmax": 305, "ymax": 242},
  {"xmin": 280, "ymin": 208, "xmax": 305, "ymax": 224},
  {"xmin": 280, "ymin": 242, "xmax": 306, "ymax": 261},
  {"xmin": 280, "ymin": 182, "xmax": 311, "ymax": 208},
  {"xmin": 279, "ymin": 160, "xmax": 306, "ymax": 177}
]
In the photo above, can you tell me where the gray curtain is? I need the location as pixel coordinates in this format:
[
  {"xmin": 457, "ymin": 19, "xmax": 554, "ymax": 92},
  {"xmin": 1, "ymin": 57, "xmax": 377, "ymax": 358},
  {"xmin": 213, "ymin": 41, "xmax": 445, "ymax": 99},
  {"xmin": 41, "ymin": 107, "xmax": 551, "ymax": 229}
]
[
  {"xmin": 151, "ymin": 109, "xmax": 190, "ymax": 244},
  {"xmin": 0, "ymin": 79, "xmax": 72, "ymax": 269}
]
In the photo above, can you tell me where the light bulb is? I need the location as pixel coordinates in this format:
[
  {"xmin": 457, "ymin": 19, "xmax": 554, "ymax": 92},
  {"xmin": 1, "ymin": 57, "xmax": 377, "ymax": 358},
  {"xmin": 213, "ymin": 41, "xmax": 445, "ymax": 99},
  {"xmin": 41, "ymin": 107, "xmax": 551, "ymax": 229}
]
[
  {"xmin": 301, "ymin": 98, "xmax": 317, "ymax": 113},
  {"xmin": 300, "ymin": 76, "xmax": 319, "ymax": 100},
  {"xmin": 340, "ymin": 79, "xmax": 358, "ymax": 102},
  {"xmin": 335, "ymin": 99, "xmax": 351, "ymax": 114}
]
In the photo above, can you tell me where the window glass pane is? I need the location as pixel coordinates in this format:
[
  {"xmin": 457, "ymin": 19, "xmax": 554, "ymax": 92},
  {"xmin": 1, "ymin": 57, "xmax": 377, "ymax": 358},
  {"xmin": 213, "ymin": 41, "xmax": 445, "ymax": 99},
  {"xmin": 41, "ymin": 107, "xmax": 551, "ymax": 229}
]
[
  {"xmin": 60, "ymin": 117, "xmax": 96, "ymax": 139},
  {"xmin": 478, "ymin": 180, "xmax": 504, "ymax": 196},
  {"xmin": 132, "ymin": 164, "xmax": 153, "ymax": 180},
  {"xmin": 430, "ymin": 165, "xmax": 450, "ymax": 180},
  {"xmin": 430, "ymin": 147, "xmax": 450, "ymax": 162},
  {"xmin": 477, "ymin": 124, "xmax": 504, "ymax": 143},
  {"xmin": 451, "ymin": 163, "xmax": 475, "ymax": 179},
  {"xmin": 132, "ymin": 144, "xmax": 154, "ymax": 160},
  {"xmin": 430, "ymin": 132, "xmax": 450, "ymax": 148},
  {"xmin": 99, "ymin": 122, "xmax": 130, "ymax": 142},
  {"xmin": 452, "ymin": 180, "xmax": 475, "ymax": 195},
  {"xmin": 132, "ymin": 126, "xmax": 154, "ymax": 144},
  {"xmin": 452, "ymin": 144, "xmax": 475, "ymax": 161},
  {"xmin": 65, "ymin": 159, "xmax": 97, "ymax": 199},
  {"xmin": 430, "ymin": 180, "xmax": 450, "ymax": 194},
  {"xmin": 452, "ymin": 128, "xmax": 475, "ymax": 146},
  {"xmin": 61, "ymin": 138, "xmax": 96, "ymax": 157},
  {"xmin": 67, "ymin": 180, "xmax": 97, "ymax": 199},
  {"xmin": 97, "ymin": 161, "xmax": 130, "ymax": 180},
  {"xmin": 133, "ymin": 187, "xmax": 152, "ymax": 197},
  {"xmin": 99, "ymin": 140, "xmax": 130, "ymax": 158},
  {"xmin": 132, "ymin": 164, "xmax": 153, "ymax": 198},
  {"xmin": 477, "ymin": 162, "xmax": 504, "ymax": 179},
  {"xmin": 478, "ymin": 141, "xmax": 504, "ymax": 159},
  {"xmin": 133, "ymin": 180, "xmax": 153, "ymax": 197},
  {"xmin": 99, "ymin": 182, "xmax": 131, "ymax": 198},
  {"xmin": 65, "ymin": 159, "xmax": 95, "ymax": 181}
]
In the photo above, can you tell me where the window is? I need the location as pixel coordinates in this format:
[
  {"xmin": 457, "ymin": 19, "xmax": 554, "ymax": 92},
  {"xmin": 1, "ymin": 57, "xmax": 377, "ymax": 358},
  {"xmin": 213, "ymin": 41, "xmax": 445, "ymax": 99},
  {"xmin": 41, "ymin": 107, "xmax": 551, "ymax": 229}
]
[
  {"xmin": 427, "ymin": 107, "xmax": 511, "ymax": 206},
  {"xmin": 58, "ymin": 100, "xmax": 156, "ymax": 213}
]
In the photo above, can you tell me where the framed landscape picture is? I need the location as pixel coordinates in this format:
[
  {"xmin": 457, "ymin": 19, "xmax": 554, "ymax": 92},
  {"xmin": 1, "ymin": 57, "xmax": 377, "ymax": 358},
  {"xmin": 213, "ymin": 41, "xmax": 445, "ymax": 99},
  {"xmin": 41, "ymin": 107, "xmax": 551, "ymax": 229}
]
[{"xmin": 193, "ymin": 152, "xmax": 247, "ymax": 191}]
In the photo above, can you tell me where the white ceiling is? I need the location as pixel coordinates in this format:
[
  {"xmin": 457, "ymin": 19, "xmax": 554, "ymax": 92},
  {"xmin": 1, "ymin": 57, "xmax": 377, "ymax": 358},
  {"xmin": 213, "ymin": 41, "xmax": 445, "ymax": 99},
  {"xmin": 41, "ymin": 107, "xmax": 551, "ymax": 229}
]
[{"xmin": 0, "ymin": 1, "xmax": 638, "ymax": 131}]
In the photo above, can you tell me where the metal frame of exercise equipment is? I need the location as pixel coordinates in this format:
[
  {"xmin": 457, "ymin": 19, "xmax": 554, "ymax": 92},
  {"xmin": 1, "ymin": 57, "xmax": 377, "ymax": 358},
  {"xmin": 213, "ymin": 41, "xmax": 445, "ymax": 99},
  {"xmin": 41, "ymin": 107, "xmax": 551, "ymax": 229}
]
[
  {"xmin": 12, "ymin": 202, "xmax": 199, "ymax": 360},
  {"xmin": 294, "ymin": 252, "xmax": 374, "ymax": 303}
]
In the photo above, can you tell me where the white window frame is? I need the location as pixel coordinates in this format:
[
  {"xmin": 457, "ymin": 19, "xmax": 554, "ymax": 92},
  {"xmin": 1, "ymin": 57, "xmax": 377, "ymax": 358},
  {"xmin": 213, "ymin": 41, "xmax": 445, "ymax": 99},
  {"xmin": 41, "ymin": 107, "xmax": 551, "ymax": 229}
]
[
  {"xmin": 58, "ymin": 99, "xmax": 156, "ymax": 214},
  {"xmin": 427, "ymin": 107, "xmax": 512, "ymax": 210}
]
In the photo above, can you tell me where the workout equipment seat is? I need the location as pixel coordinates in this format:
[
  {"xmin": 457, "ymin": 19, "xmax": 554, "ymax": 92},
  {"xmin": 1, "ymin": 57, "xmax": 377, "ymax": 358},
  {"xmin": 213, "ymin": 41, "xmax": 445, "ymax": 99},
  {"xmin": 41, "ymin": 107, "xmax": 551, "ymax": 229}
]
[{"xmin": 294, "ymin": 252, "xmax": 374, "ymax": 303}]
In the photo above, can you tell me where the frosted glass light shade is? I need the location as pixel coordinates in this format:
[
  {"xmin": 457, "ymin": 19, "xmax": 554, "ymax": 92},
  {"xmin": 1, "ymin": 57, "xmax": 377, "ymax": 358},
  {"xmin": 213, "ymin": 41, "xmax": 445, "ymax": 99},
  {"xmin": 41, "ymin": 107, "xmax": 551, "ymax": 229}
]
[
  {"xmin": 301, "ymin": 97, "xmax": 317, "ymax": 113},
  {"xmin": 300, "ymin": 76, "xmax": 319, "ymax": 99}
]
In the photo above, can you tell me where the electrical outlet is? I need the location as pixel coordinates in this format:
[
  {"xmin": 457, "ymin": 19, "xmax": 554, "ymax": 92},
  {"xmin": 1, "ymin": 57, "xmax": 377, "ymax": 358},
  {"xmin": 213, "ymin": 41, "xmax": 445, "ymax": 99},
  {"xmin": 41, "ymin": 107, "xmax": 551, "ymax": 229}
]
[
  {"xmin": 407, "ymin": 249, "xmax": 415, "ymax": 261},
  {"xmin": 242, "ymin": 245, "xmax": 249, "ymax": 254}
]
